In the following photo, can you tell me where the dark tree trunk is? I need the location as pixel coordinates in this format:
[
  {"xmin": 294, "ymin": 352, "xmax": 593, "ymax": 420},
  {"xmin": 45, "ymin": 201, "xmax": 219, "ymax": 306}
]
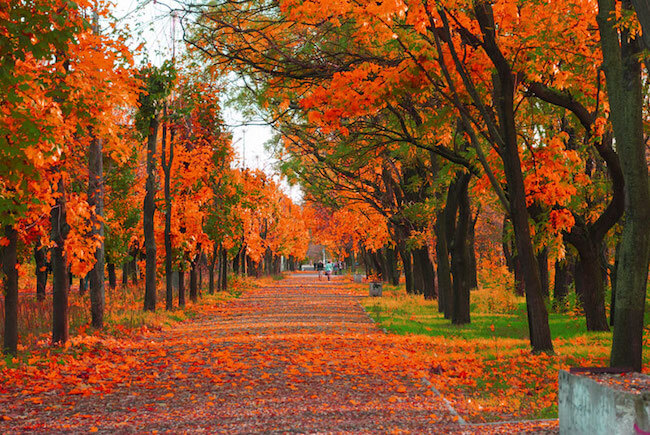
[
  {"xmin": 209, "ymin": 245, "xmax": 217, "ymax": 295},
  {"xmin": 88, "ymin": 137, "xmax": 105, "ymax": 328},
  {"xmin": 219, "ymin": 247, "xmax": 228, "ymax": 292},
  {"xmin": 474, "ymin": 0, "xmax": 552, "ymax": 352},
  {"xmin": 3, "ymin": 225, "xmax": 18, "ymax": 355},
  {"xmin": 51, "ymin": 176, "xmax": 69, "ymax": 344},
  {"xmin": 568, "ymin": 235, "xmax": 610, "ymax": 331},
  {"xmin": 450, "ymin": 174, "xmax": 472, "ymax": 324},
  {"xmin": 382, "ymin": 246, "xmax": 400, "ymax": 286},
  {"xmin": 107, "ymin": 263, "xmax": 116, "ymax": 290},
  {"xmin": 163, "ymin": 115, "xmax": 174, "ymax": 309},
  {"xmin": 413, "ymin": 246, "xmax": 436, "ymax": 300},
  {"xmin": 597, "ymin": 0, "xmax": 649, "ymax": 371},
  {"xmin": 537, "ymin": 247, "xmax": 550, "ymax": 299},
  {"xmin": 553, "ymin": 254, "xmax": 574, "ymax": 306},
  {"xmin": 397, "ymin": 243, "xmax": 414, "ymax": 294},
  {"xmin": 143, "ymin": 115, "xmax": 159, "ymax": 312},
  {"xmin": 79, "ymin": 276, "xmax": 87, "ymax": 295},
  {"xmin": 437, "ymin": 187, "xmax": 456, "ymax": 319},
  {"xmin": 411, "ymin": 249, "xmax": 424, "ymax": 295},
  {"xmin": 610, "ymin": 241, "xmax": 621, "ymax": 326},
  {"xmin": 34, "ymin": 244, "xmax": 48, "ymax": 301},
  {"xmin": 189, "ymin": 256, "xmax": 198, "ymax": 302},
  {"xmin": 468, "ymin": 209, "xmax": 479, "ymax": 289},
  {"xmin": 178, "ymin": 265, "xmax": 186, "ymax": 307}
]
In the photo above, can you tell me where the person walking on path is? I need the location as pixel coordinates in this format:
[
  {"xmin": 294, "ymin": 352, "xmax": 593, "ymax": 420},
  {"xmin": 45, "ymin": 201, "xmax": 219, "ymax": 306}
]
[{"xmin": 324, "ymin": 260, "xmax": 334, "ymax": 281}]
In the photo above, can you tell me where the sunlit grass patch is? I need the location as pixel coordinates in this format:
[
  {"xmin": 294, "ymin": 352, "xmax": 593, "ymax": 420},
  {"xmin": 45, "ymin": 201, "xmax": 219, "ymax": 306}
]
[{"xmin": 359, "ymin": 283, "xmax": 648, "ymax": 422}]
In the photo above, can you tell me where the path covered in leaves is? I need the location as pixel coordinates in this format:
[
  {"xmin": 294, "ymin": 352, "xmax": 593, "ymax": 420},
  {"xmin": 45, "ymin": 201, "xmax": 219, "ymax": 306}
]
[{"xmin": 1, "ymin": 274, "xmax": 557, "ymax": 433}]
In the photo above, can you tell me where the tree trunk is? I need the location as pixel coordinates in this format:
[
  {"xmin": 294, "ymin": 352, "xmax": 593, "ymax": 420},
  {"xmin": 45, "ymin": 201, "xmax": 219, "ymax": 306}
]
[
  {"xmin": 160, "ymin": 115, "xmax": 174, "ymax": 311},
  {"xmin": 553, "ymin": 254, "xmax": 574, "ymax": 306},
  {"xmin": 537, "ymin": 247, "xmax": 549, "ymax": 299},
  {"xmin": 450, "ymin": 174, "xmax": 472, "ymax": 324},
  {"xmin": 383, "ymin": 246, "xmax": 400, "ymax": 286},
  {"xmin": 436, "ymin": 193, "xmax": 454, "ymax": 319},
  {"xmin": 34, "ymin": 243, "xmax": 48, "ymax": 301},
  {"xmin": 51, "ymin": 176, "xmax": 69, "ymax": 344},
  {"xmin": 397, "ymin": 243, "xmax": 414, "ymax": 294},
  {"xmin": 2, "ymin": 225, "xmax": 18, "ymax": 354},
  {"xmin": 143, "ymin": 115, "xmax": 159, "ymax": 312},
  {"xmin": 122, "ymin": 262, "xmax": 128, "ymax": 287},
  {"xmin": 597, "ymin": 0, "xmax": 650, "ymax": 371},
  {"xmin": 163, "ymin": 114, "xmax": 173, "ymax": 310},
  {"xmin": 568, "ymin": 234, "xmax": 610, "ymax": 331},
  {"xmin": 468, "ymin": 210, "xmax": 479, "ymax": 289},
  {"xmin": 88, "ymin": 136, "xmax": 105, "ymax": 328},
  {"xmin": 414, "ymin": 246, "xmax": 436, "ymax": 300},
  {"xmin": 220, "ymin": 247, "xmax": 228, "ymax": 292},
  {"xmin": 209, "ymin": 245, "xmax": 217, "ymax": 295},
  {"xmin": 107, "ymin": 263, "xmax": 116, "ymax": 290},
  {"xmin": 178, "ymin": 265, "xmax": 186, "ymax": 307},
  {"xmin": 189, "ymin": 256, "xmax": 198, "ymax": 303}
]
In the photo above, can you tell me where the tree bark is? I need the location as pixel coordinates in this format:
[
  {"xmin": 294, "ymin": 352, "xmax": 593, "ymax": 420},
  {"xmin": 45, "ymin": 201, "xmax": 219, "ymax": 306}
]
[
  {"xmin": 162, "ymin": 113, "xmax": 174, "ymax": 311},
  {"xmin": 382, "ymin": 245, "xmax": 400, "ymax": 286},
  {"xmin": 34, "ymin": 243, "xmax": 48, "ymax": 301},
  {"xmin": 178, "ymin": 265, "xmax": 186, "ymax": 307},
  {"xmin": 143, "ymin": 115, "xmax": 159, "ymax": 312},
  {"xmin": 51, "ymin": 176, "xmax": 69, "ymax": 344},
  {"xmin": 553, "ymin": 254, "xmax": 574, "ymax": 306},
  {"xmin": 537, "ymin": 247, "xmax": 549, "ymax": 299},
  {"xmin": 413, "ymin": 246, "xmax": 436, "ymax": 300},
  {"xmin": 597, "ymin": 0, "xmax": 650, "ymax": 371},
  {"xmin": 209, "ymin": 244, "xmax": 217, "ymax": 295},
  {"xmin": 473, "ymin": 0, "xmax": 553, "ymax": 353},
  {"xmin": 88, "ymin": 136, "xmax": 105, "ymax": 328},
  {"xmin": 107, "ymin": 263, "xmax": 116, "ymax": 290},
  {"xmin": 220, "ymin": 246, "xmax": 228, "ymax": 292},
  {"xmin": 450, "ymin": 174, "xmax": 472, "ymax": 324},
  {"xmin": 397, "ymin": 242, "xmax": 413, "ymax": 294},
  {"xmin": 189, "ymin": 255, "xmax": 198, "ymax": 302},
  {"xmin": 2, "ymin": 225, "xmax": 18, "ymax": 355}
]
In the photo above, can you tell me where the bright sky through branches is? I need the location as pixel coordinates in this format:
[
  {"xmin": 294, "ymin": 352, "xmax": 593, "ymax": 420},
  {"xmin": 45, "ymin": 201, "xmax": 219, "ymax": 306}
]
[{"xmin": 110, "ymin": 0, "xmax": 302, "ymax": 202}]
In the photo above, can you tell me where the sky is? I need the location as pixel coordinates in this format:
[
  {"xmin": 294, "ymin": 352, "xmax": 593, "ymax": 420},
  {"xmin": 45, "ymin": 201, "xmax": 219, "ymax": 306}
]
[{"xmin": 110, "ymin": 0, "xmax": 302, "ymax": 201}]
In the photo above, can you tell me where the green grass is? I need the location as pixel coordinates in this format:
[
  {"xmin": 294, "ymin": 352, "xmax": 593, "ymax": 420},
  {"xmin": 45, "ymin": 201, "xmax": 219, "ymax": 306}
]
[{"xmin": 359, "ymin": 282, "xmax": 649, "ymax": 422}]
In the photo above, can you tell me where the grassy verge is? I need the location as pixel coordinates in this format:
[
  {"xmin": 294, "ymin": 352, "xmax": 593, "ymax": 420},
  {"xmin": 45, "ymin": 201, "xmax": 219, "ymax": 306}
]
[{"xmin": 357, "ymin": 282, "xmax": 649, "ymax": 422}]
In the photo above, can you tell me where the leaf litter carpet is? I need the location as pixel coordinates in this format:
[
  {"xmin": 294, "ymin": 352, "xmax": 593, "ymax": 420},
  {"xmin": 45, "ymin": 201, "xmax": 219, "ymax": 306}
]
[{"xmin": 0, "ymin": 274, "xmax": 558, "ymax": 433}]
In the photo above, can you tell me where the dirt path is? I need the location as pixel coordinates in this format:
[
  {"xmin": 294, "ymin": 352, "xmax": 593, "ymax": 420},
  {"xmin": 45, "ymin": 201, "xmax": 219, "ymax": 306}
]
[{"xmin": 1, "ymin": 274, "xmax": 556, "ymax": 433}]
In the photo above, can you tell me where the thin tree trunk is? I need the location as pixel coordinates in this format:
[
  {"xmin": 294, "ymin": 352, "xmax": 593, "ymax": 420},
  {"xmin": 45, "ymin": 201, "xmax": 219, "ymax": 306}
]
[
  {"xmin": 220, "ymin": 247, "xmax": 228, "ymax": 292},
  {"xmin": 189, "ymin": 256, "xmax": 198, "ymax": 302},
  {"xmin": 107, "ymin": 263, "xmax": 116, "ymax": 290},
  {"xmin": 34, "ymin": 243, "xmax": 48, "ymax": 301},
  {"xmin": 209, "ymin": 245, "xmax": 217, "ymax": 295},
  {"xmin": 161, "ymin": 112, "xmax": 174, "ymax": 311},
  {"xmin": 51, "ymin": 176, "xmax": 69, "ymax": 344},
  {"xmin": 88, "ymin": 136, "xmax": 105, "ymax": 328},
  {"xmin": 2, "ymin": 225, "xmax": 18, "ymax": 354},
  {"xmin": 397, "ymin": 243, "xmax": 413, "ymax": 294},
  {"xmin": 178, "ymin": 265, "xmax": 186, "ymax": 307},
  {"xmin": 143, "ymin": 116, "xmax": 159, "ymax": 312}
]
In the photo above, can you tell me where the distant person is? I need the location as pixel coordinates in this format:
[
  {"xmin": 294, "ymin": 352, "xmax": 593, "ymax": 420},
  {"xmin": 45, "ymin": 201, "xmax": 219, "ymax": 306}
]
[
  {"xmin": 324, "ymin": 260, "xmax": 334, "ymax": 281},
  {"xmin": 317, "ymin": 261, "xmax": 324, "ymax": 279}
]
